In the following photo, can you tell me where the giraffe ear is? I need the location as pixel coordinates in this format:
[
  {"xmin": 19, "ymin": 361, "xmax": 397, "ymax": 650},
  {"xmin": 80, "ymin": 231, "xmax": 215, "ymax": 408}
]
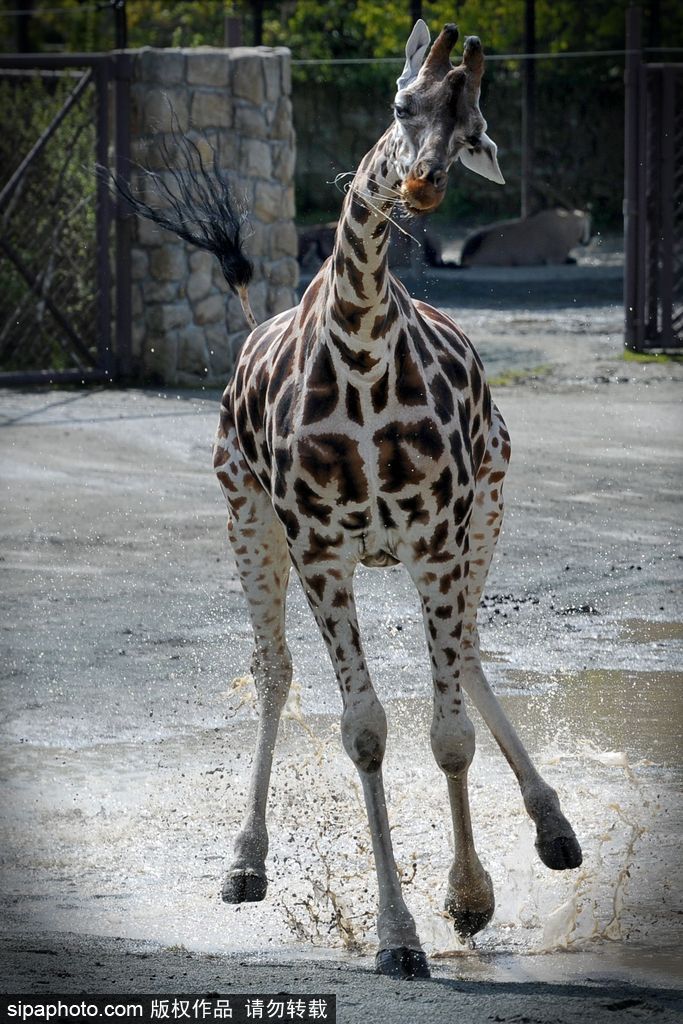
[
  {"xmin": 458, "ymin": 133, "xmax": 505, "ymax": 184},
  {"xmin": 397, "ymin": 19, "xmax": 431, "ymax": 90}
]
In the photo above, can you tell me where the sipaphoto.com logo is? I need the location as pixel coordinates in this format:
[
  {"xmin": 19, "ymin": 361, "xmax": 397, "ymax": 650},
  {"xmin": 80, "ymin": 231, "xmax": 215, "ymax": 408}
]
[{"xmin": 6, "ymin": 1002, "xmax": 142, "ymax": 1020}]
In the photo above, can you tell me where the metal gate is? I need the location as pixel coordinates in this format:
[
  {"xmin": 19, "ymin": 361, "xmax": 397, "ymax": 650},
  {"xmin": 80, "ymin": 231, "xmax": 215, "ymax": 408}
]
[
  {"xmin": 624, "ymin": 9, "xmax": 683, "ymax": 352},
  {"xmin": 0, "ymin": 53, "xmax": 131, "ymax": 385}
]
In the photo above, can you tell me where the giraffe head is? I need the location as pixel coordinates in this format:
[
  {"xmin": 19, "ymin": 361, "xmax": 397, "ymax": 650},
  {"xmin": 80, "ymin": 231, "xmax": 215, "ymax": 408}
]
[{"xmin": 392, "ymin": 20, "xmax": 504, "ymax": 214}]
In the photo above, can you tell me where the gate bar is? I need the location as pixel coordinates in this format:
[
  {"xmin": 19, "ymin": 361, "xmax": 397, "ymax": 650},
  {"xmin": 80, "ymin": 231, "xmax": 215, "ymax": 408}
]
[
  {"xmin": 659, "ymin": 67, "xmax": 675, "ymax": 344},
  {"xmin": 0, "ymin": 68, "xmax": 93, "ymax": 212},
  {"xmin": 114, "ymin": 51, "xmax": 132, "ymax": 379},
  {"xmin": 95, "ymin": 60, "xmax": 112, "ymax": 379},
  {"xmin": 623, "ymin": 6, "xmax": 641, "ymax": 349}
]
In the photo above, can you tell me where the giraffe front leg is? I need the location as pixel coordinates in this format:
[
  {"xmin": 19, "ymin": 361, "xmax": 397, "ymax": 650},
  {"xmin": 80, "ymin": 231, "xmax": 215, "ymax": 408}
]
[
  {"xmin": 292, "ymin": 555, "xmax": 429, "ymax": 979},
  {"xmin": 214, "ymin": 424, "xmax": 292, "ymax": 904}
]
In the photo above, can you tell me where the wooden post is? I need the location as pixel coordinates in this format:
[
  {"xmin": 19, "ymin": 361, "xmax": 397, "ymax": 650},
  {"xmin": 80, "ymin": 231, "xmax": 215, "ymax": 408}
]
[{"xmin": 521, "ymin": 0, "xmax": 535, "ymax": 219}]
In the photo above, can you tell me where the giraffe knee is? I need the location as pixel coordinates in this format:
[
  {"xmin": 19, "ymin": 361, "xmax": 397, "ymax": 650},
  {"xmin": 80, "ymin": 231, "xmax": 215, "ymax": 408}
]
[
  {"xmin": 431, "ymin": 714, "xmax": 475, "ymax": 778},
  {"xmin": 341, "ymin": 699, "xmax": 387, "ymax": 773}
]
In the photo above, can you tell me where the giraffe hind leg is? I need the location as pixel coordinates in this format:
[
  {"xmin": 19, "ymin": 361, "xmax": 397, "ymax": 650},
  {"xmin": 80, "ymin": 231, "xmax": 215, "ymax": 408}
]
[
  {"xmin": 462, "ymin": 408, "xmax": 582, "ymax": 870},
  {"xmin": 214, "ymin": 418, "xmax": 293, "ymax": 903}
]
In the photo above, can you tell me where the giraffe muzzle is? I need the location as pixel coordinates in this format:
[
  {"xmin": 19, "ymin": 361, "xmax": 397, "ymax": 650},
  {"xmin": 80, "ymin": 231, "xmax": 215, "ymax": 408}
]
[{"xmin": 402, "ymin": 172, "xmax": 448, "ymax": 213}]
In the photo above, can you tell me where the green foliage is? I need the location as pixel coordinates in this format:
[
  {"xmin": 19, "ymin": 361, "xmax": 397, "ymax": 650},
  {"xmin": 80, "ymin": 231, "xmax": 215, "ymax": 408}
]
[{"xmin": 0, "ymin": 73, "xmax": 99, "ymax": 371}]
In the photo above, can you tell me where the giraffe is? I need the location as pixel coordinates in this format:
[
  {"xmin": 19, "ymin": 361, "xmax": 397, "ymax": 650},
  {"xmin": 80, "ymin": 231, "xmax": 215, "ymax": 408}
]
[
  {"xmin": 211, "ymin": 21, "xmax": 582, "ymax": 979},
  {"xmin": 121, "ymin": 19, "xmax": 583, "ymax": 981}
]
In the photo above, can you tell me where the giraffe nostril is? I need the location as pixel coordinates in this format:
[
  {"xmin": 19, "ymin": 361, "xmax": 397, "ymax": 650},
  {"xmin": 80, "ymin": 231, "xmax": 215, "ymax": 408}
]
[{"xmin": 414, "ymin": 164, "xmax": 448, "ymax": 190}]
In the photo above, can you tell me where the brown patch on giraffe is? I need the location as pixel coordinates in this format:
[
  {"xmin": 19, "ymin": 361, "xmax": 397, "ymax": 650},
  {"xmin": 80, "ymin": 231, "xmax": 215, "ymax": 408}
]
[
  {"xmin": 331, "ymin": 293, "xmax": 371, "ymax": 335},
  {"xmin": 298, "ymin": 275, "xmax": 324, "ymax": 327},
  {"xmin": 330, "ymin": 330, "xmax": 379, "ymax": 373},
  {"xmin": 395, "ymin": 287, "xmax": 412, "ymax": 316},
  {"xmin": 332, "ymin": 589, "xmax": 350, "ymax": 608},
  {"xmin": 273, "ymin": 446, "xmax": 293, "ymax": 499},
  {"xmin": 431, "ymin": 465, "xmax": 453, "ymax": 512},
  {"xmin": 438, "ymin": 351, "xmax": 469, "ymax": 390},
  {"xmin": 374, "ymin": 419, "xmax": 445, "ymax": 493},
  {"xmin": 450, "ymin": 424, "xmax": 472, "ymax": 488},
  {"xmin": 370, "ymin": 370, "xmax": 389, "ymax": 413},
  {"xmin": 298, "ymin": 433, "xmax": 369, "ymax": 504},
  {"xmin": 349, "ymin": 194, "xmax": 371, "ymax": 226},
  {"xmin": 293, "ymin": 479, "xmax": 333, "ymax": 524},
  {"xmin": 340, "ymin": 509, "xmax": 370, "ymax": 532},
  {"xmin": 301, "ymin": 528, "xmax": 344, "ymax": 565},
  {"xmin": 235, "ymin": 404, "xmax": 258, "ymax": 466},
  {"xmin": 435, "ymin": 605, "xmax": 452, "ymax": 619},
  {"xmin": 266, "ymin": 345, "xmax": 294, "ymax": 406},
  {"xmin": 394, "ymin": 329, "xmax": 427, "ymax": 405},
  {"xmin": 274, "ymin": 382, "xmax": 295, "ymax": 436},
  {"xmin": 216, "ymin": 471, "xmax": 237, "ymax": 492},
  {"xmin": 213, "ymin": 445, "xmax": 229, "ymax": 468},
  {"xmin": 371, "ymin": 218, "xmax": 388, "ymax": 240},
  {"xmin": 443, "ymin": 647, "xmax": 457, "ymax": 667},
  {"xmin": 455, "ymin": 523, "xmax": 468, "ymax": 548},
  {"xmin": 413, "ymin": 519, "xmax": 451, "ymax": 563},
  {"xmin": 431, "ymin": 372, "xmax": 455, "ymax": 423},
  {"xmin": 453, "ymin": 491, "xmax": 473, "ymax": 524},
  {"xmin": 489, "ymin": 470, "xmax": 506, "ymax": 483},
  {"xmin": 370, "ymin": 299, "xmax": 399, "ymax": 341},
  {"xmin": 345, "ymin": 382, "xmax": 364, "ymax": 426},
  {"xmin": 397, "ymin": 492, "xmax": 429, "ymax": 527},
  {"xmin": 342, "ymin": 220, "xmax": 368, "ymax": 263},
  {"xmin": 307, "ymin": 574, "xmax": 327, "ymax": 601},
  {"xmin": 274, "ymin": 505, "xmax": 300, "ymax": 540},
  {"xmin": 302, "ymin": 343, "xmax": 340, "ymax": 425},
  {"xmin": 376, "ymin": 496, "xmax": 397, "ymax": 530},
  {"xmin": 438, "ymin": 574, "xmax": 451, "ymax": 595},
  {"xmin": 344, "ymin": 256, "xmax": 368, "ymax": 300}
]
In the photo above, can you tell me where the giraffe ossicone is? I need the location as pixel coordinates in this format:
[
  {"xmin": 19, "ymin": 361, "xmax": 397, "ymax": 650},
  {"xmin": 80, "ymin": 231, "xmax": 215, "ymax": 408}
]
[{"xmin": 126, "ymin": 18, "xmax": 583, "ymax": 982}]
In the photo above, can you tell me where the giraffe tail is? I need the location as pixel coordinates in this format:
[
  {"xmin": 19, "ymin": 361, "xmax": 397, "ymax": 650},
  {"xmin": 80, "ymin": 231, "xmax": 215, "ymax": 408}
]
[{"xmin": 103, "ymin": 120, "xmax": 257, "ymax": 330}]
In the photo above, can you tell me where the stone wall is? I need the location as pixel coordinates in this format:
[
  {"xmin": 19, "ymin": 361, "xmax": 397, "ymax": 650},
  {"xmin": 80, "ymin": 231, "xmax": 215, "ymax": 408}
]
[{"xmin": 128, "ymin": 46, "xmax": 298, "ymax": 386}]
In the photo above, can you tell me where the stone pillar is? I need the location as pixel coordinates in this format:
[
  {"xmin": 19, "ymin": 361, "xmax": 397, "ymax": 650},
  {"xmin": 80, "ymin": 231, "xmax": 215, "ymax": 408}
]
[{"xmin": 128, "ymin": 46, "xmax": 298, "ymax": 386}]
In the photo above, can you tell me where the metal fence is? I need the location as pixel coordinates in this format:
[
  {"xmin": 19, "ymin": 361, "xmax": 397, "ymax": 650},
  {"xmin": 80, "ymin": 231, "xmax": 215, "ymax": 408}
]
[
  {"xmin": 624, "ymin": 9, "xmax": 683, "ymax": 352},
  {"xmin": 0, "ymin": 52, "xmax": 130, "ymax": 386}
]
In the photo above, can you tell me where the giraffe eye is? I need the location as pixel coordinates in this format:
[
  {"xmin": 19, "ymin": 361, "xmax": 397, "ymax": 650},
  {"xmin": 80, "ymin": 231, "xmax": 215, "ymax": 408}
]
[{"xmin": 394, "ymin": 103, "xmax": 411, "ymax": 120}]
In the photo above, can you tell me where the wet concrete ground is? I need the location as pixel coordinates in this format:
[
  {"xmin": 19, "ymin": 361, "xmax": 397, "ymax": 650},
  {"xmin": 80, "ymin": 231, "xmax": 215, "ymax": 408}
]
[{"xmin": 1, "ymin": 294, "xmax": 682, "ymax": 1020}]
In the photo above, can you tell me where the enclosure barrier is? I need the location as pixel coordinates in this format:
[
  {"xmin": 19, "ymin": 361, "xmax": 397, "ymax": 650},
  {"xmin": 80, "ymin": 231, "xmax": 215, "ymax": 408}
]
[
  {"xmin": 624, "ymin": 8, "xmax": 683, "ymax": 351},
  {"xmin": 0, "ymin": 52, "xmax": 128, "ymax": 386},
  {"xmin": 0, "ymin": 45, "xmax": 298, "ymax": 386}
]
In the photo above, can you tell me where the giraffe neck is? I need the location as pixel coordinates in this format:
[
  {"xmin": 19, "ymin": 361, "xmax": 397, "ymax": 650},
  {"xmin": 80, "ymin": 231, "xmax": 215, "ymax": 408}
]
[{"xmin": 323, "ymin": 127, "xmax": 404, "ymax": 347}]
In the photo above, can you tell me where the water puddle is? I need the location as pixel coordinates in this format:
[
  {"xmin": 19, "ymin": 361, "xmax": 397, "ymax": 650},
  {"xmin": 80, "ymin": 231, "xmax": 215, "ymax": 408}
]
[
  {"xmin": 1, "ymin": 664, "xmax": 681, "ymax": 989},
  {"xmin": 619, "ymin": 619, "xmax": 683, "ymax": 645}
]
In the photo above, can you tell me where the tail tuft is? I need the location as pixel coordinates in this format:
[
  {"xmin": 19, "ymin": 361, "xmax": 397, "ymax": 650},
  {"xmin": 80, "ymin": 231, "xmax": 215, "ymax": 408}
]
[{"xmin": 105, "ymin": 112, "xmax": 256, "ymax": 326}]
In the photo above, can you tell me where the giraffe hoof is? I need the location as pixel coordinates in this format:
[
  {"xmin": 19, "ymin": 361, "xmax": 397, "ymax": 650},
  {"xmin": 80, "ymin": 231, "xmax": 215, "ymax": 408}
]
[
  {"xmin": 448, "ymin": 905, "xmax": 495, "ymax": 939},
  {"xmin": 221, "ymin": 869, "xmax": 268, "ymax": 903},
  {"xmin": 536, "ymin": 833, "xmax": 583, "ymax": 870},
  {"xmin": 375, "ymin": 947, "xmax": 431, "ymax": 980}
]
